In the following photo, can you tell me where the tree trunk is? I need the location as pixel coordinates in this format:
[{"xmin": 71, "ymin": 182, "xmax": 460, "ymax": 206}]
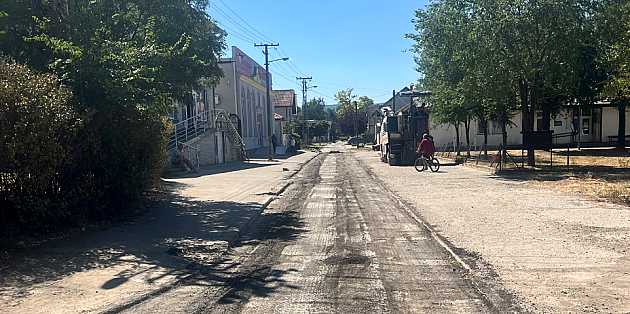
[
  {"xmin": 541, "ymin": 110, "xmax": 551, "ymax": 131},
  {"xmin": 482, "ymin": 119, "xmax": 488, "ymax": 157},
  {"xmin": 618, "ymin": 100, "xmax": 627, "ymax": 149},
  {"xmin": 519, "ymin": 77, "xmax": 536, "ymax": 167},
  {"xmin": 455, "ymin": 122, "xmax": 461, "ymax": 156},
  {"xmin": 502, "ymin": 119, "xmax": 508, "ymax": 171},
  {"xmin": 464, "ymin": 118, "xmax": 471, "ymax": 157}
]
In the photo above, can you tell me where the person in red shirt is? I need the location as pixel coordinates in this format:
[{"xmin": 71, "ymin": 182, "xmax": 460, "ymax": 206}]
[{"xmin": 416, "ymin": 134, "xmax": 435, "ymax": 170}]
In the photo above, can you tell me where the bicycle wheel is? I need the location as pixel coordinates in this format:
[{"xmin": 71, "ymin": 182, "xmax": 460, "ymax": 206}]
[
  {"xmin": 414, "ymin": 157, "xmax": 425, "ymax": 172},
  {"xmin": 429, "ymin": 157, "xmax": 440, "ymax": 172}
]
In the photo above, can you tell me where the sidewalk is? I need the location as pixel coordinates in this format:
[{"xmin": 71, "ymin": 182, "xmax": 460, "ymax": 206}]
[{"xmin": 0, "ymin": 151, "xmax": 318, "ymax": 314}]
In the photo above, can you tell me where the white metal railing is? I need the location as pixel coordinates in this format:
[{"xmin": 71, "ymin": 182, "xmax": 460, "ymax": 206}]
[
  {"xmin": 169, "ymin": 109, "xmax": 226, "ymax": 151},
  {"xmin": 181, "ymin": 142, "xmax": 200, "ymax": 169},
  {"xmin": 215, "ymin": 112, "xmax": 249, "ymax": 161}
]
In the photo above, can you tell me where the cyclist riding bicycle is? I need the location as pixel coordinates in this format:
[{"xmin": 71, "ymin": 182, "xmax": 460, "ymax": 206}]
[{"xmin": 415, "ymin": 134, "xmax": 435, "ymax": 170}]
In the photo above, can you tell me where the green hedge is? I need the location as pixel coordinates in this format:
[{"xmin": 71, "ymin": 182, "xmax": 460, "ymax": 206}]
[{"xmin": 0, "ymin": 59, "xmax": 168, "ymax": 238}]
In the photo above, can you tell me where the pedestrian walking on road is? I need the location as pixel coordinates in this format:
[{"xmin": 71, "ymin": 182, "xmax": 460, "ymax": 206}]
[{"xmin": 272, "ymin": 133, "xmax": 277, "ymax": 153}]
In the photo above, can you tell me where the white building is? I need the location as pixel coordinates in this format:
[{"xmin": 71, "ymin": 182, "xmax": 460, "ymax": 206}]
[{"xmin": 429, "ymin": 103, "xmax": 630, "ymax": 151}]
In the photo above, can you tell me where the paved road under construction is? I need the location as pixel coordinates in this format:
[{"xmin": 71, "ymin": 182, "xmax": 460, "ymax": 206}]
[{"xmin": 124, "ymin": 143, "xmax": 518, "ymax": 313}]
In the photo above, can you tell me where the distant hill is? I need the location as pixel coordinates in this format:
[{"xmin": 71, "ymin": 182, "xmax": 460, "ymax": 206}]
[
  {"xmin": 323, "ymin": 103, "xmax": 384, "ymax": 112},
  {"xmin": 324, "ymin": 104, "xmax": 338, "ymax": 111}
]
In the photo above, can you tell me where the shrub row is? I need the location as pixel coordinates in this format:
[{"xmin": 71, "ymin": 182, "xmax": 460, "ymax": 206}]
[{"xmin": 0, "ymin": 59, "xmax": 169, "ymax": 238}]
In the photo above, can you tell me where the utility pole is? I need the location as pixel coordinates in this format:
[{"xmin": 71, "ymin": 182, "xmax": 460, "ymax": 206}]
[
  {"xmin": 392, "ymin": 90, "xmax": 396, "ymax": 112},
  {"xmin": 354, "ymin": 101, "xmax": 358, "ymax": 139},
  {"xmin": 254, "ymin": 43, "xmax": 279, "ymax": 161},
  {"xmin": 297, "ymin": 77, "xmax": 312, "ymax": 148}
]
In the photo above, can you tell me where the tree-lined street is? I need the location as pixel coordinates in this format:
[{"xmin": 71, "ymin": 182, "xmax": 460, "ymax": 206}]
[{"xmin": 4, "ymin": 142, "xmax": 630, "ymax": 313}]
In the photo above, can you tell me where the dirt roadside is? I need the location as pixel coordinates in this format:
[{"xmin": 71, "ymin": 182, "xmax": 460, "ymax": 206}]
[{"xmin": 355, "ymin": 149, "xmax": 630, "ymax": 313}]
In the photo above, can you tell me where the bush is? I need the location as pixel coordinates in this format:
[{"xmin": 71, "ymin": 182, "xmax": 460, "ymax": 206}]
[
  {"xmin": 0, "ymin": 59, "xmax": 84, "ymax": 235},
  {"xmin": 65, "ymin": 109, "xmax": 168, "ymax": 221},
  {"xmin": 291, "ymin": 133, "xmax": 303, "ymax": 150},
  {"xmin": 0, "ymin": 59, "xmax": 169, "ymax": 238}
]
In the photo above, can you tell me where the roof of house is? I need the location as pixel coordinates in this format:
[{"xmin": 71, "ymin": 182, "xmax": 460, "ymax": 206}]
[
  {"xmin": 274, "ymin": 90, "xmax": 295, "ymax": 108},
  {"xmin": 274, "ymin": 113, "xmax": 284, "ymax": 120}
]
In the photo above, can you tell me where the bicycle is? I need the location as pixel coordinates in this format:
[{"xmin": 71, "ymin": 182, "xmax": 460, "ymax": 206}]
[{"xmin": 414, "ymin": 155, "xmax": 440, "ymax": 172}]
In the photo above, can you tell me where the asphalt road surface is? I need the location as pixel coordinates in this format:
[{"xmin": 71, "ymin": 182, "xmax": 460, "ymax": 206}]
[{"xmin": 124, "ymin": 144, "xmax": 517, "ymax": 313}]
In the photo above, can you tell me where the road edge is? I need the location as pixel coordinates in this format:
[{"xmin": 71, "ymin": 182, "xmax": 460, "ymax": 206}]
[
  {"xmin": 227, "ymin": 151, "xmax": 322, "ymax": 247},
  {"xmin": 354, "ymin": 153, "xmax": 509, "ymax": 313}
]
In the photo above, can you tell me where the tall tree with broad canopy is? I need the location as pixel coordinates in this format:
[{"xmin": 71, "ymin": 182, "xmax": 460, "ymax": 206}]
[
  {"xmin": 0, "ymin": 0, "xmax": 227, "ymax": 225},
  {"xmin": 0, "ymin": 0, "xmax": 226, "ymax": 115},
  {"xmin": 301, "ymin": 97, "xmax": 328, "ymax": 121},
  {"xmin": 598, "ymin": 0, "xmax": 630, "ymax": 148},
  {"xmin": 334, "ymin": 88, "xmax": 358, "ymax": 117},
  {"xmin": 409, "ymin": 0, "xmax": 598, "ymax": 166}
]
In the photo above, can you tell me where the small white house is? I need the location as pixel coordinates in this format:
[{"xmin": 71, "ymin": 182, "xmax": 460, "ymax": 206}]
[{"xmin": 428, "ymin": 103, "xmax": 630, "ymax": 151}]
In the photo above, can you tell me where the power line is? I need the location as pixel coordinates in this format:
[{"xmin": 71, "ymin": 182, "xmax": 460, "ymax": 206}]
[
  {"xmin": 270, "ymin": 63, "xmax": 297, "ymax": 81},
  {"xmin": 297, "ymin": 77, "xmax": 313, "ymax": 146},
  {"xmin": 213, "ymin": 21, "xmax": 257, "ymax": 43},
  {"xmin": 211, "ymin": 0, "xmax": 310, "ymax": 87},
  {"xmin": 311, "ymin": 90, "xmax": 335, "ymax": 101},
  {"xmin": 312, "ymin": 81, "xmax": 390, "ymax": 93},
  {"xmin": 217, "ymin": 0, "xmax": 276, "ymax": 43},
  {"xmin": 278, "ymin": 46, "xmax": 306, "ymax": 76},
  {"xmin": 269, "ymin": 50, "xmax": 301, "ymax": 78},
  {"xmin": 274, "ymin": 47, "xmax": 304, "ymax": 77},
  {"xmin": 210, "ymin": 5, "xmax": 266, "ymax": 43}
]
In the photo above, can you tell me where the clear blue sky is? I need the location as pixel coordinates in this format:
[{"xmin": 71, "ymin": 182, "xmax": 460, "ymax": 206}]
[{"xmin": 207, "ymin": 0, "xmax": 430, "ymax": 105}]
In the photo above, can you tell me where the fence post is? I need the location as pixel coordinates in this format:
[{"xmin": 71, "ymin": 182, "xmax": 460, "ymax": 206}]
[
  {"xmin": 567, "ymin": 142, "xmax": 570, "ymax": 170},
  {"xmin": 174, "ymin": 124, "xmax": 178, "ymax": 148}
]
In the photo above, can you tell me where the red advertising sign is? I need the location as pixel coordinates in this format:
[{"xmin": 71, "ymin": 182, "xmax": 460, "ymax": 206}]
[{"xmin": 233, "ymin": 46, "xmax": 267, "ymax": 85}]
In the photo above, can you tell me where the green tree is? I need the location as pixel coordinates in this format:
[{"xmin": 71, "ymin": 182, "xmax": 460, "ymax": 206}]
[
  {"xmin": 334, "ymin": 88, "xmax": 358, "ymax": 116},
  {"xmin": 308, "ymin": 120, "xmax": 330, "ymax": 142},
  {"xmin": 301, "ymin": 97, "xmax": 327, "ymax": 120},
  {"xmin": 1, "ymin": 0, "xmax": 225, "ymax": 113},
  {"xmin": 478, "ymin": 0, "xmax": 585, "ymax": 166},
  {"xmin": 0, "ymin": 0, "xmax": 226, "ymax": 230},
  {"xmin": 409, "ymin": 0, "xmax": 594, "ymax": 166},
  {"xmin": 0, "ymin": 58, "xmax": 84, "ymax": 234},
  {"xmin": 599, "ymin": 0, "xmax": 630, "ymax": 147}
]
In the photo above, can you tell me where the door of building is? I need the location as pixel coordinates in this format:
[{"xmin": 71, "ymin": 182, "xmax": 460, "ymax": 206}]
[
  {"xmin": 257, "ymin": 113, "xmax": 262, "ymax": 146},
  {"xmin": 580, "ymin": 108, "xmax": 593, "ymax": 142}
]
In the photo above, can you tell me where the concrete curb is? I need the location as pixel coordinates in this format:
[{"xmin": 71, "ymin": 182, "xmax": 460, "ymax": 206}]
[
  {"xmin": 354, "ymin": 153, "xmax": 499, "ymax": 312},
  {"xmin": 226, "ymin": 152, "xmax": 320, "ymax": 247}
]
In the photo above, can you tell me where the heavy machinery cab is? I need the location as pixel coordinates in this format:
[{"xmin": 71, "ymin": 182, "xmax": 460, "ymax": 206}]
[{"xmin": 379, "ymin": 91, "xmax": 431, "ymax": 166}]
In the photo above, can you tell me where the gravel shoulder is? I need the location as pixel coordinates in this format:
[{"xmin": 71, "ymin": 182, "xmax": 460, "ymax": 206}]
[{"xmin": 355, "ymin": 149, "xmax": 630, "ymax": 313}]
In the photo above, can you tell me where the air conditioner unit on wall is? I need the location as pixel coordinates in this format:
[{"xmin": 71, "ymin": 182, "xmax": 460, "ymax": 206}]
[{"xmin": 214, "ymin": 95, "xmax": 220, "ymax": 105}]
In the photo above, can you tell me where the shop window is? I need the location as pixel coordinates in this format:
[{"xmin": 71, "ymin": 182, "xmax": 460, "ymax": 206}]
[
  {"xmin": 477, "ymin": 121, "xmax": 487, "ymax": 135},
  {"xmin": 582, "ymin": 118, "xmax": 590, "ymax": 135},
  {"xmin": 492, "ymin": 121, "xmax": 503, "ymax": 134}
]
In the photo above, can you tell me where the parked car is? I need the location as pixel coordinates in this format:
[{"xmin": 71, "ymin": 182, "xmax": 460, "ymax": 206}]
[{"xmin": 347, "ymin": 137, "xmax": 364, "ymax": 145}]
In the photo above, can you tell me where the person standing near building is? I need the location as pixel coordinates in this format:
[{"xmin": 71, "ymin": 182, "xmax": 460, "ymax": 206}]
[{"xmin": 271, "ymin": 133, "xmax": 277, "ymax": 153}]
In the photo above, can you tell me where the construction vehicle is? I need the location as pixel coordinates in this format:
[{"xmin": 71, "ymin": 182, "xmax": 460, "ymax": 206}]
[{"xmin": 377, "ymin": 91, "xmax": 431, "ymax": 166}]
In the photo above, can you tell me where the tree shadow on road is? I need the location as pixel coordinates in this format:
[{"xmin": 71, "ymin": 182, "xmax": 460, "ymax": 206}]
[{"xmin": 0, "ymin": 181, "xmax": 308, "ymax": 310}]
